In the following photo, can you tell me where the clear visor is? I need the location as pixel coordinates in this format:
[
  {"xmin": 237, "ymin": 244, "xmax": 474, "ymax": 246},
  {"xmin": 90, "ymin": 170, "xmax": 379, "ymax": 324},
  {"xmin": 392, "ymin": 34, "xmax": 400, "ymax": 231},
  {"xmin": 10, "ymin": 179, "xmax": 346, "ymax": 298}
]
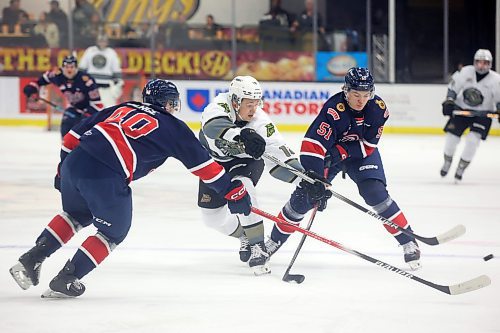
[{"xmin": 165, "ymin": 98, "xmax": 181, "ymax": 114}]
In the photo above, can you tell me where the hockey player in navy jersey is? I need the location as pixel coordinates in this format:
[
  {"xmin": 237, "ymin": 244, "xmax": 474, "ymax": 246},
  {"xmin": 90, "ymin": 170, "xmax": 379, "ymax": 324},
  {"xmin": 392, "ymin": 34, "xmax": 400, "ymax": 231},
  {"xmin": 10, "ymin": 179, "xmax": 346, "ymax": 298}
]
[
  {"xmin": 9, "ymin": 79, "xmax": 252, "ymax": 298},
  {"xmin": 23, "ymin": 55, "xmax": 103, "ymax": 137},
  {"xmin": 265, "ymin": 67, "xmax": 422, "ymax": 270}
]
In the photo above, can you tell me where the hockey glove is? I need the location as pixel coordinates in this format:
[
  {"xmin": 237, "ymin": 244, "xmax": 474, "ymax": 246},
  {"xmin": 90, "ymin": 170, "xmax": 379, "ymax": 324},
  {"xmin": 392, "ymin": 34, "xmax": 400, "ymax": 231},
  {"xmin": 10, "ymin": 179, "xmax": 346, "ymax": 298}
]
[
  {"xmin": 442, "ymin": 99, "xmax": 457, "ymax": 116},
  {"xmin": 239, "ymin": 128, "xmax": 266, "ymax": 159},
  {"xmin": 330, "ymin": 144, "xmax": 349, "ymax": 165},
  {"xmin": 23, "ymin": 84, "xmax": 39, "ymax": 99},
  {"xmin": 224, "ymin": 180, "xmax": 252, "ymax": 216},
  {"xmin": 300, "ymin": 170, "xmax": 332, "ymax": 212}
]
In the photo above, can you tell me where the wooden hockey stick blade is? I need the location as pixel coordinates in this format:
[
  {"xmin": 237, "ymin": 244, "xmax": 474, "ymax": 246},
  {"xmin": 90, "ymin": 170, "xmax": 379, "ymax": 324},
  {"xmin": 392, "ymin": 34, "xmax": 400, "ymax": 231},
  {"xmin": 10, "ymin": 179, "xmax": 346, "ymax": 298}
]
[{"xmin": 252, "ymin": 207, "xmax": 491, "ymax": 295}]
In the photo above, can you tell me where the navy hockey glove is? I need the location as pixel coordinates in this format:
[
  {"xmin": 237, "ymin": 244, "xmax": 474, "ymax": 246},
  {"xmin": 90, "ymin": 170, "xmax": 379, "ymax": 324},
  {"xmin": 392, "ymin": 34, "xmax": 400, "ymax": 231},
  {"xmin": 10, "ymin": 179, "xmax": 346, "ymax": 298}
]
[
  {"xmin": 330, "ymin": 144, "xmax": 349, "ymax": 165},
  {"xmin": 442, "ymin": 100, "xmax": 457, "ymax": 116},
  {"xmin": 224, "ymin": 180, "xmax": 252, "ymax": 216},
  {"xmin": 300, "ymin": 170, "xmax": 332, "ymax": 211},
  {"xmin": 239, "ymin": 128, "xmax": 266, "ymax": 159},
  {"xmin": 23, "ymin": 84, "xmax": 39, "ymax": 99}
]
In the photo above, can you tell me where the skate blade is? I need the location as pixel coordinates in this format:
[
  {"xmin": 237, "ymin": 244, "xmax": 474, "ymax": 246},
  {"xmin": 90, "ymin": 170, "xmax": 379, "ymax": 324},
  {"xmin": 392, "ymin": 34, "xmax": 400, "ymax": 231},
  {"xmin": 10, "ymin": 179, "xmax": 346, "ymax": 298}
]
[
  {"xmin": 41, "ymin": 289, "xmax": 76, "ymax": 299},
  {"xmin": 9, "ymin": 262, "xmax": 32, "ymax": 290},
  {"xmin": 252, "ymin": 263, "xmax": 271, "ymax": 276},
  {"xmin": 407, "ymin": 260, "xmax": 422, "ymax": 271}
]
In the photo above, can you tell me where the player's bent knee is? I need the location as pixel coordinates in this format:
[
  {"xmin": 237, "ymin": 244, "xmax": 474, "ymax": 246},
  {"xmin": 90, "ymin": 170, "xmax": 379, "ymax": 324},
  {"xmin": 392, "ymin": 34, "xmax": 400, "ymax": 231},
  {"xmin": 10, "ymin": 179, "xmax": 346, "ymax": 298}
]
[{"xmin": 358, "ymin": 179, "xmax": 389, "ymax": 207}]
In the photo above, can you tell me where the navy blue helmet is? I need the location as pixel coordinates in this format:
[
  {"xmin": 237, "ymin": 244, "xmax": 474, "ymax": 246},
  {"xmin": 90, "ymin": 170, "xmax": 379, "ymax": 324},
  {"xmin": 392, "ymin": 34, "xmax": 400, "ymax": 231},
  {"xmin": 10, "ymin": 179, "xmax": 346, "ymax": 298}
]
[
  {"xmin": 344, "ymin": 67, "xmax": 374, "ymax": 97},
  {"xmin": 142, "ymin": 79, "xmax": 180, "ymax": 112},
  {"xmin": 62, "ymin": 55, "xmax": 78, "ymax": 66}
]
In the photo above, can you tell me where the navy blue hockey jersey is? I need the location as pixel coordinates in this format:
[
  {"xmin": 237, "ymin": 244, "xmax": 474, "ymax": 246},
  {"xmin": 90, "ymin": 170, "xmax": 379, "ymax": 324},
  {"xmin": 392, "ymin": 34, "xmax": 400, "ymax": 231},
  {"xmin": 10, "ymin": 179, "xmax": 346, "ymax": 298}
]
[
  {"xmin": 28, "ymin": 68, "xmax": 103, "ymax": 114},
  {"xmin": 300, "ymin": 91, "xmax": 389, "ymax": 173},
  {"xmin": 61, "ymin": 101, "xmax": 232, "ymax": 193}
]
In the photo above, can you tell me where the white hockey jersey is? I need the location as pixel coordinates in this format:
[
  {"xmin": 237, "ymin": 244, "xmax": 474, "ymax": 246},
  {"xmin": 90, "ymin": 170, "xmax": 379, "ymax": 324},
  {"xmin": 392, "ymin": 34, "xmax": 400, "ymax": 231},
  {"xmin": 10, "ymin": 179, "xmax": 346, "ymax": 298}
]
[
  {"xmin": 78, "ymin": 46, "xmax": 122, "ymax": 84},
  {"xmin": 199, "ymin": 92, "xmax": 303, "ymax": 183},
  {"xmin": 448, "ymin": 65, "xmax": 500, "ymax": 111}
]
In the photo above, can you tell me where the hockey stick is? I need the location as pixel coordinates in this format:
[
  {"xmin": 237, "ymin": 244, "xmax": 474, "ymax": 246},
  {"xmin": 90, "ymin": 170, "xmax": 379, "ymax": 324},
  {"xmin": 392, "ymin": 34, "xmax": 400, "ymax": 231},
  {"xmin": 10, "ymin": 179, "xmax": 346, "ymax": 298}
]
[
  {"xmin": 283, "ymin": 167, "xmax": 329, "ymax": 284},
  {"xmin": 252, "ymin": 207, "xmax": 490, "ymax": 295},
  {"xmin": 37, "ymin": 97, "xmax": 65, "ymax": 113},
  {"xmin": 453, "ymin": 110, "xmax": 499, "ymax": 119},
  {"xmin": 263, "ymin": 152, "xmax": 465, "ymax": 246}
]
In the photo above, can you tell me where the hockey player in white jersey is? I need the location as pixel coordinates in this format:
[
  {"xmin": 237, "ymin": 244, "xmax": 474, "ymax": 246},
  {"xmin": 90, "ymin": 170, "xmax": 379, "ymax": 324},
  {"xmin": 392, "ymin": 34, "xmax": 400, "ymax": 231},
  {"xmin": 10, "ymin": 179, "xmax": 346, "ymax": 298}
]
[
  {"xmin": 198, "ymin": 76, "xmax": 314, "ymax": 275},
  {"xmin": 79, "ymin": 34, "xmax": 123, "ymax": 108},
  {"xmin": 440, "ymin": 49, "xmax": 500, "ymax": 181}
]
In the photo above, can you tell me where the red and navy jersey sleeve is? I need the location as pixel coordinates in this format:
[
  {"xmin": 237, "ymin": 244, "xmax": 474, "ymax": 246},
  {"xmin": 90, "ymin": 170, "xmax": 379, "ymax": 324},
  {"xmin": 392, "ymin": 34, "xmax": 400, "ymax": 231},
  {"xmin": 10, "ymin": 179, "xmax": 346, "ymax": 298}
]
[
  {"xmin": 79, "ymin": 72, "xmax": 103, "ymax": 113},
  {"xmin": 300, "ymin": 93, "xmax": 344, "ymax": 174}
]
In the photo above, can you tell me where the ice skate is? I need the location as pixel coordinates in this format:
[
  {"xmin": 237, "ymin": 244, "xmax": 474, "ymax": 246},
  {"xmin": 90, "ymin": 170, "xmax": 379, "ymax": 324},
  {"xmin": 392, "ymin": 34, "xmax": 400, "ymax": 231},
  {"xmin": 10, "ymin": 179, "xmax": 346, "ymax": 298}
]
[
  {"xmin": 265, "ymin": 237, "xmax": 283, "ymax": 258},
  {"xmin": 248, "ymin": 241, "xmax": 271, "ymax": 276},
  {"xmin": 402, "ymin": 240, "xmax": 421, "ymax": 270},
  {"xmin": 41, "ymin": 260, "xmax": 85, "ymax": 299},
  {"xmin": 239, "ymin": 235, "xmax": 251, "ymax": 263},
  {"xmin": 9, "ymin": 239, "xmax": 48, "ymax": 290},
  {"xmin": 454, "ymin": 158, "xmax": 470, "ymax": 183},
  {"xmin": 440, "ymin": 154, "xmax": 453, "ymax": 177}
]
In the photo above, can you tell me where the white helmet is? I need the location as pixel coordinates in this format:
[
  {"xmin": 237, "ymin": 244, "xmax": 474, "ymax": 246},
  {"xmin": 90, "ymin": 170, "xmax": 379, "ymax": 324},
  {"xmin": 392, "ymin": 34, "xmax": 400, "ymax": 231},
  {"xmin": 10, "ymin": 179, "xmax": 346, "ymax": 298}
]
[
  {"xmin": 473, "ymin": 49, "xmax": 492, "ymax": 74},
  {"xmin": 229, "ymin": 76, "xmax": 262, "ymax": 111}
]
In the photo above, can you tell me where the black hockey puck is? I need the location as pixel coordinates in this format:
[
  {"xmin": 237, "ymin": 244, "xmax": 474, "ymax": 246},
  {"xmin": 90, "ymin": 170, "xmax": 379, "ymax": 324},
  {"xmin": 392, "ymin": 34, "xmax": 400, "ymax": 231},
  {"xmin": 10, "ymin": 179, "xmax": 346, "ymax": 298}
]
[{"xmin": 483, "ymin": 254, "xmax": 494, "ymax": 261}]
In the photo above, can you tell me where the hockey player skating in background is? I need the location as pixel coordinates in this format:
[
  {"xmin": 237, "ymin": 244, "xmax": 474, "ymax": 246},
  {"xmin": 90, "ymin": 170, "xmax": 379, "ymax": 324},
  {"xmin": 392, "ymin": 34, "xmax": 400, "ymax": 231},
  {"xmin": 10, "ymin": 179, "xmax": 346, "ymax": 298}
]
[
  {"xmin": 23, "ymin": 55, "xmax": 103, "ymax": 137},
  {"xmin": 440, "ymin": 49, "xmax": 500, "ymax": 182},
  {"xmin": 79, "ymin": 34, "xmax": 123, "ymax": 108},
  {"xmin": 265, "ymin": 67, "xmax": 422, "ymax": 270},
  {"xmin": 9, "ymin": 79, "xmax": 252, "ymax": 298},
  {"xmin": 198, "ymin": 75, "xmax": 321, "ymax": 275}
]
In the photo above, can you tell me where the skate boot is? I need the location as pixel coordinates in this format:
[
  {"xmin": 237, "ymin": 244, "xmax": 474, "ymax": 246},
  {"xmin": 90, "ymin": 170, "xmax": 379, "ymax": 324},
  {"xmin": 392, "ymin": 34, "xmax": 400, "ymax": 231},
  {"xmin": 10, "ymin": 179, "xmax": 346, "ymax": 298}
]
[
  {"xmin": 440, "ymin": 154, "xmax": 453, "ymax": 177},
  {"xmin": 248, "ymin": 241, "xmax": 270, "ymax": 276},
  {"xmin": 239, "ymin": 235, "xmax": 251, "ymax": 263},
  {"xmin": 10, "ymin": 238, "xmax": 48, "ymax": 290},
  {"xmin": 265, "ymin": 237, "xmax": 283, "ymax": 259},
  {"xmin": 454, "ymin": 158, "xmax": 470, "ymax": 182},
  {"xmin": 402, "ymin": 240, "xmax": 421, "ymax": 270},
  {"xmin": 41, "ymin": 260, "xmax": 85, "ymax": 298}
]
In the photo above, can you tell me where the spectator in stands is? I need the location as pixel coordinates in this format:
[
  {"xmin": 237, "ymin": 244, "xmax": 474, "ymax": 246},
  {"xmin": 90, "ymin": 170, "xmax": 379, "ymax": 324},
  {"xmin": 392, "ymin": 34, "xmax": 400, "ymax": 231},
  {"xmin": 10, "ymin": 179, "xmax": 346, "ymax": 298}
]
[
  {"xmin": 18, "ymin": 11, "xmax": 33, "ymax": 34},
  {"xmin": 203, "ymin": 14, "xmax": 222, "ymax": 39},
  {"xmin": 72, "ymin": 0, "xmax": 98, "ymax": 42},
  {"xmin": 259, "ymin": 0, "xmax": 294, "ymax": 28},
  {"xmin": 34, "ymin": 12, "xmax": 59, "ymax": 48},
  {"xmin": 2, "ymin": 0, "xmax": 28, "ymax": 33},
  {"xmin": 291, "ymin": 0, "xmax": 325, "ymax": 35},
  {"xmin": 47, "ymin": 0, "xmax": 68, "ymax": 47}
]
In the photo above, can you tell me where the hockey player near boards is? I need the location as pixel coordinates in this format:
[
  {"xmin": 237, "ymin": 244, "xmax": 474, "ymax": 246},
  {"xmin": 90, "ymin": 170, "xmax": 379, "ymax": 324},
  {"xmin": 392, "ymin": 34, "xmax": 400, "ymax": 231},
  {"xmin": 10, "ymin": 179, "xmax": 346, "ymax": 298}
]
[
  {"xmin": 9, "ymin": 79, "xmax": 252, "ymax": 298},
  {"xmin": 23, "ymin": 55, "xmax": 103, "ymax": 137},
  {"xmin": 440, "ymin": 49, "xmax": 500, "ymax": 182},
  {"xmin": 79, "ymin": 34, "xmax": 124, "ymax": 108},
  {"xmin": 198, "ymin": 75, "xmax": 316, "ymax": 275},
  {"xmin": 265, "ymin": 67, "xmax": 422, "ymax": 270}
]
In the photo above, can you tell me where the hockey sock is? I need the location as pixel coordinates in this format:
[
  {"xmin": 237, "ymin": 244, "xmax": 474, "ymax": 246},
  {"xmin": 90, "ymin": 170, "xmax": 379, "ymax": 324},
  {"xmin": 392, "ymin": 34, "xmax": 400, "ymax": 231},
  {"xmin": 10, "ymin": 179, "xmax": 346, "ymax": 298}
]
[
  {"xmin": 242, "ymin": 221, "xmax": 265, "ymax": 245},
  {"xmin": 270, "ymin": 203, "xmax": 305, "ymax": 244},
  {"xmin": 71, "ymin": 232, "xmax": 115, "ymax": 279},
  {"xmin": 376, "ymin": 200, "xmax": 414, "ymax": 245},
  {"xmin": 36, "ymin": 213, "xmax": 82, "ymax": 257}
]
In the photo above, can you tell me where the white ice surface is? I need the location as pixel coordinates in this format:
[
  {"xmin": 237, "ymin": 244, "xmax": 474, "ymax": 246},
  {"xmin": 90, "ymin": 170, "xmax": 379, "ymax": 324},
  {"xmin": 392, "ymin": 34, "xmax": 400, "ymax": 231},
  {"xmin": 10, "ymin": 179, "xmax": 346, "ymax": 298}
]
[{"xmin": 0, "ymin": 127, "xmax": 499, "ymax": 333}]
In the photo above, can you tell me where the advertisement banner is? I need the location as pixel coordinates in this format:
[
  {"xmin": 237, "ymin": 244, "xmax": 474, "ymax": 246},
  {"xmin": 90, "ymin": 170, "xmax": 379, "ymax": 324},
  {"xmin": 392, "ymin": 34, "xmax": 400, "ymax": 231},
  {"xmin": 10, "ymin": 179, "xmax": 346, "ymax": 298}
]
[
  {"xmin": 0, "ymin": 47, "xmax": 314, "ymax": 81},
  {"xmin": 316, "ymin": 52, "xmax": 368, "ymax": 82}
]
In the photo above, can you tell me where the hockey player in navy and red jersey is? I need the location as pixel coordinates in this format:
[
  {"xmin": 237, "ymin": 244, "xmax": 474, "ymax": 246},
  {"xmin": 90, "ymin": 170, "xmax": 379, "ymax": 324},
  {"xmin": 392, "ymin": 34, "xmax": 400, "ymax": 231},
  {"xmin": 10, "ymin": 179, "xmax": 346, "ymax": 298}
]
[
  {"xmin": 23, "ymin": 55, "xmax": 103, "ymax": 137},
  {"xmin": 9, "ymin": 79, "xmax": 252, "ymax": 298},
  {"xmin": 265, "ymin": 67, "xmax": 422, "ymax": 270}
]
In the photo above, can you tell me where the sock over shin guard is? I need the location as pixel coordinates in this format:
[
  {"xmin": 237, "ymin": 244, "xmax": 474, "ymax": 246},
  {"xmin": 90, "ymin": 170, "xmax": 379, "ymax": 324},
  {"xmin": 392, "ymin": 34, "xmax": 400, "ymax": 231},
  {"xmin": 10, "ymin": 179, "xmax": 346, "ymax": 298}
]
[
  {"xmin": 37, "ymin": 212, "xmax": 82, "ymax": 257},
  {"xmin": 71, "ymin": 232, "xmax": 116, "ymax": 279}
]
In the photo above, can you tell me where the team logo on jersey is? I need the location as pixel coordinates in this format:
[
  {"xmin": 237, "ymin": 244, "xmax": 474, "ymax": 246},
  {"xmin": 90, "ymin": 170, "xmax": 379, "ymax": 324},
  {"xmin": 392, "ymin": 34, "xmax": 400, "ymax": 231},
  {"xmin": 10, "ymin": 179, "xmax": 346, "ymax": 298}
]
[
  {"xmin": 462, "ymin": 87, "xmax": 484, "ymax": 107},
  {"xmin": 265, "ymin": 123, "xmax": 275, "ymax": 137},
  {"xmin": 336, "ymin": 102, "xmax": 345, "ymax": 112},
  {"xmin": 375, "ymin": 99, "xmax": 386, "ymax": 110},
  {"xmin": 218, "ymin": 102, "xmax": 230, "ymax": 113},
  {"xmin": 82, "ymin": 75, "xmax": 89, "ymax": 82},
  {"xmin": 92, "ymin": 54, "xmax": 107, "ymax": 69},
  {"xmin": 187, "ymin": 89, "xmax": 209, "ymax": 112},
  {"xmin": 201, "ymin": 194, "xmax": 211, "ymax": 203}
]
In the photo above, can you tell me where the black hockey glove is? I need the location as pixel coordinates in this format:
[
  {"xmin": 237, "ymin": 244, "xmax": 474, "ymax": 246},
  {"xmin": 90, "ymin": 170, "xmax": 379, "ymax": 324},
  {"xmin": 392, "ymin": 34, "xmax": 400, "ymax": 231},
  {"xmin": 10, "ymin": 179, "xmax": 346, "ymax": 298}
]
[
  {"xmin": 224, "ymin": 180, "xmax": 252, "ymax": 216},
  {"xmin": 442, "ymin": 99, "xmax": 457, "ymax": 116},
  {"xmin": 239, "ymin": 128, "xmax": 266, "ymax": 159},
  {"xmin": 300, "ymin": 170, "xmax": 332, "ymax": 212},
  {"xmin": 23, "ymin": 84, "xmax": 39, "ymax": 99}
]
